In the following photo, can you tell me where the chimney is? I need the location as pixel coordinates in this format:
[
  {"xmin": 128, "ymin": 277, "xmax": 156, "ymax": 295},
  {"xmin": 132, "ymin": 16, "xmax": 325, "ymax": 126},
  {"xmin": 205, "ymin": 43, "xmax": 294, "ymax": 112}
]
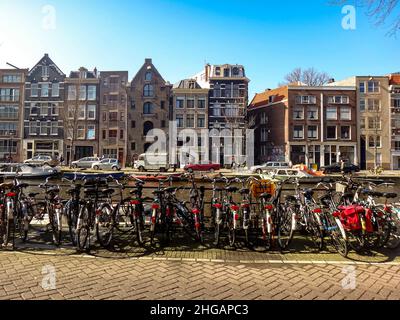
[
  {"xmin": 94, "ymin": 67, "xmax": 98, "ymax": 77},
  {"xmin": 145, "ymin": 58, "xmax": 152, "ymax": 64},
  {"xmin": 328, "ymin": 78, "xmax": 335, "ymax": 84}
]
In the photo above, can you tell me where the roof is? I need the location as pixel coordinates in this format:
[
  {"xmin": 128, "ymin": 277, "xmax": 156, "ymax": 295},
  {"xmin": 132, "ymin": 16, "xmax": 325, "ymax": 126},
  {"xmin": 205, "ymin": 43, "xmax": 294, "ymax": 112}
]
[
  {"xmin": 173, "ymin": 79, "xmax": 203, "ymax": 89},
  {"xmin": 28, "ymin": 53, "xmax": 65, "ymax": 77},
  {"xmin": 389, "ymin": 74, "xmax": 400, "ymax": 85},
  {"xmin": 249, "ymin": 86, "xmax": 288, "ymax": 109}
]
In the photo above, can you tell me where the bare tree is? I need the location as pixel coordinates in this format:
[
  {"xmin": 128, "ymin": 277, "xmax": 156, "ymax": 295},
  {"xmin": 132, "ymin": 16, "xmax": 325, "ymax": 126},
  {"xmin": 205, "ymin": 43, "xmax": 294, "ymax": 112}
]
[
  {"xmin": 280, "ymin": 67, "xmax": 331, "ymax": 86},
  {"xmin": 332, "ymin": 0, "xmax": 400, "ymax": 36}
]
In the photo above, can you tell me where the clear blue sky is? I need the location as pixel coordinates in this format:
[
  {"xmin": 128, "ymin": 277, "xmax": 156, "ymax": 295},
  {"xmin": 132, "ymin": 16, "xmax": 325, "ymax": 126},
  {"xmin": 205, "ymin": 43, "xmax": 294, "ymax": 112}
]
[{"xmin": 0, "ymin": 0, "xmax": 399, "ymax": 98}]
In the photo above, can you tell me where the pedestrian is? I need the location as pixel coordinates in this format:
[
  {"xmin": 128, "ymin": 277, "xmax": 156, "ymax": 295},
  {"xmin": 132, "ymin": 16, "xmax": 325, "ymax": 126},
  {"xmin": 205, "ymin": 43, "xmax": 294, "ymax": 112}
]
[{"xmin": 59, "ymin": 155, "xmax": 64, "ymax": 165}]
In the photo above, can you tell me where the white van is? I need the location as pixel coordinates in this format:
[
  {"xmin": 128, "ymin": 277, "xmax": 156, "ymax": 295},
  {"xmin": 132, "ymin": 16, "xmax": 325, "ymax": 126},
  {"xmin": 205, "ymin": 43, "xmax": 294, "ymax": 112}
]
[{"xmin": 133, "ymin": 153, "xmax": 170, "ymax": 172}]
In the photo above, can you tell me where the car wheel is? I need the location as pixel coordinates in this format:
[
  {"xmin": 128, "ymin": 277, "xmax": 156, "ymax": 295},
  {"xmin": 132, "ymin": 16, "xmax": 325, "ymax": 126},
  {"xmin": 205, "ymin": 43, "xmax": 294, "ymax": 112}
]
[
  {"xmin": 112, "ymin": 166, "xmax": 118, "ymax": 171},
  {"xmin": 72, "ymin": 164, "xmax": 78, "ymax": 169},
  {"xmin": 256, "ymin": 169, "xmax": 263, "ymax": 174},
  {"xmin": 138, "ymin": 166, "xmax": 145, "ymax": 172},
  {"xmin": 93, "ymin": 165, "xmax": 100, "ymax": 170}
]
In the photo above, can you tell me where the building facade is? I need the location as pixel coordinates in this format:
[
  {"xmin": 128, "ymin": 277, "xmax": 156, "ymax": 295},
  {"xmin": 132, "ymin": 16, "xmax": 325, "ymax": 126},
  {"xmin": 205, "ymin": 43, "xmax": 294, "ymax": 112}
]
[
  {"xmin": 127, "ymin": 58, "xmax": 172, "ymax": 163},
  {"xmin": 249, "ymin": 84, "xmax": 358, "ymax": 167},
  {"xmin": 23, "ymin": 54, "xmax": 65, "ymax": 159},
  {"xmin": 193, "ymin": 64, "xmax": 249, "ymax": 165},
  {"xmin": 64, "ymin": 67, "xmax": 100, "ymax": 163},
  {"xmin": 172, "ymin": 79, "xmax": 209, "ymax": 166},
  {"xmin": 0, "ymin": 68, "xmax": 28, "ymax": 162},
  {"xmin": 389, "ymin": 74, "xmax": 400, "ymax": 170},
  {"xmin": 99, "ymin": 71, "xmax": 129, "ymax": 166}
]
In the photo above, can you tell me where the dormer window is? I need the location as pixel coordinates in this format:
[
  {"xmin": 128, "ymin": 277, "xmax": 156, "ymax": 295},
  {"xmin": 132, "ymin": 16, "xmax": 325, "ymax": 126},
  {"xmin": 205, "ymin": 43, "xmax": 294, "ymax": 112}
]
[
  {"xmin": 42, "ymin": 66, "xmax": 49, "ymax": 78},
  {"xmin": 145, "ymin": 72, "xmax": 152, "ymax": 81},
  {"xmin": 232, "ymin": 67, "xmax": 239, "ymax": 76},
  {"xmin": 80, "ymin": 71, "xmax": 87, "ymax": 79},
  {"xmin": 224, "ymin": 68, "xmax": 230, "ymax": 77},
  {"xmin": 215, "ymin": 67, "xmax": 221, "ymax": 76}
]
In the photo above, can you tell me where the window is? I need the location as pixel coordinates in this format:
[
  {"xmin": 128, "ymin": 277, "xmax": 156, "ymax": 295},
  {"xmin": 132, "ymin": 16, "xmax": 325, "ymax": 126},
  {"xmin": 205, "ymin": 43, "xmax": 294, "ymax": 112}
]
[
  {"xmin": 131, "ymin": 120, "xmax": 136, "ymax": 128},
  {"xmin": 176, "ymin": 115, "xmax": 184, "ymax": 128},
  {"xmin": 187, "ymin": 99, "xmax": 195, "ymax": 109},
  {"xmin": 213, "ymin": 106, "xmax": 221, "ymax": 116},
  {"xmin": 176, "ymin": 98, "xmax": 184, "ymax": 109},
  {"xmin": 78, "ymin": 105, "xmax": 86, "ymax": 119},
  {"xmin": 49, "ymin": 104, "xmax": 57, "ymax": 116},
  {"xmin": 120, "ymin": 130, "xmax": 124, "ymax": 139},
  {"xmin": 145, "ymin": 72, "xmax": 152, "ymax": 81},
  {"xmin": 293, "ymin": 125, "xmax": 304, "ymax": 139},
  {"xmin": 87, "ymin": 125, "xmax": 95, "ymax": 140},
  {"xmin": 0, "ymin": 140, "xmax": 17, "ymax": 153},
  {"xmin": 131, "ymin": 143, "xmax": 136, "ymax": 151},
  {"xmin": 215, "ymin": 67, "xmax": 221, "ymax": 76},
  {"xmin": 2, "ymin": 75, "xmax": 21, "ymax": 83},
  {"xmin": 68, "ymin": 105, "xmax": 75, "ymax": 119},
  {"xmin": 0, "ymin": 106, "xmax": 18, "ymax": 119},
  {"xmin": 50, "ymin": 122, "xmax": 58, "ymax": 135},
  {"xmin": 186, "ymin": 115, "xmax": 195, "ymax": 128},
  {"xmin": 109, "ymin": 112, "xmax": 118, "ymax": 121},
  {"xmin": 296, "ymin": 95, "xmax": 316, "ymax": 104},
  {"xmin": 369, "ymin": 136, "xmax": 381, "ymax": 148},
  {"xmin": 51, "ymin": 83, "xmax": 59, "ymax": 97},
  {"xmin": 261, "ymin": 128, "xmax": 268, "ymax": 142},
  {"xmin": 79, "ymin": 85, "xmax": 86, "ymax": 100},
  {"xmin": 368, "ymin": 81, "xmax": 380, "ymax": 93},
  {"xmin": 31, "ymin": 84, "xmax": 39, "ymax": 97},
  {"xmin": 143, "ymin": 84, "xmax": 154, "ymax": 97},
  {"xmin": 68, "ymin": 86, "xmax": 76, "ymax": 100},
  {"xmin": 360, "ymin": 99, "xmax": 366, "ymax": 112},
  {"xmin": 161, "ymin": 120, "xmax": 166, "ymax": 128},
  {"xmin": 360, "ymin": 118, "xmax": 365, "ymax": 129},
  {"xmin": 77, "ymin": 125, "xmax": 85, "ymax": 139},
  {"xmin": 0, "ymin": 123, "xmax": 17, "ymax": 135},
  {"xmin": 102, "ymin": 130, "xmax": 106, "ymax": 139},
  {"xmin": 340, "ymin": 107, "xmax": 351, "ymax": 120},
  {"xmin": 42, "ymin": 66, "xmax": 49, "ymax": 77},
  {"xmin": 326, "ymin": 107, "xmax": 337, "ymax": 120},
  {"xmin": 392, "ymin": 99, "xmax": 400, "ymax": 108},
  {"xmin": 327, "ymin": 126, "xmax": 337, "ymax": 139},
  {"xmin": 197, "ymin": 115, "xmax": 205, "ymax": 128},
  {"xmin": 87, "ymin": 105, "xmax": 96, "ymax": 120},
  {"xmin": 341, "ymin": 126, "xmax": 351, "ymax": 140},
  {"xmin": 198, "ymin": 98, "xmax": 206, "ymax": 109},
  {"xmin": 224, "ymin": 68, "xmax": 230, "ymax": 77},
  {"xmin": 359, "ymin": 82, "xmax": 365, "ymax": 93},
  {"xmin": 143, "ymin": 102, "xmax": 154, "ymax": 114},
  {"xmin": 328, "ymin": 96, "xmax": 349, "ymax": 104},
  {"xmin": 40, "ymin": 122, "xmax": 48, "ymax": 135},
  {"xmin": 0, "ymin": 89, "xmax": 19, "ymax": 101},
  {"xmin": 368, "ymin": 99, "xmax": 380, "ymax": 111},
  {"xmin": 307, "ymin": 107, "xmax": 318, "ymax": 120},
  {"xmin": 40, "ymin": 103, "xmax": 48, "ymax": 116},
  {"xmin": 293, "ymin": 108, "xmax": 304, "ymax": 120},
  {"xmin": 368, "ymin": 117, "xmax": 381, "ymax": 130},
  {"xmin": 160, "ymin": 101, "xmax": 165, "ymax": 109},
  {"xmin": 308, "ymin": 126, "xmax": 318, "ymax": 139},
  {"xmin": 87, "ymin": 86, "xmax": 96, "ymax": 100},
  {"xmin": 260, "ymin": 112, "xmax": 268, "ymax": 124},
  {"xmin": 143, "ymin": 122, "xmax": 153, "ymax": 136}
]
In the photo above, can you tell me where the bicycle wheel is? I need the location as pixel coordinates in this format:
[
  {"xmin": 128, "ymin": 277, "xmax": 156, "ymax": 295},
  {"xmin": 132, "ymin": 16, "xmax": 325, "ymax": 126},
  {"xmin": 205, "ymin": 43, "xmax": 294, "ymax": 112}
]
[
  {"xmin": 115, "ymin": 203, "xmax": 134, "ymax": 233},
  {"xmin": 375, "ymin": 209, "xmax": 392, "ymax": 249},
  {"xmin": 76, "ymin": 205, "xmax": 90, "ymax": 251},
  {"xmin": 327, "ymin": 215, "xmax": 348, "ymax": 257},
  {"xmin": 96, "ymin": 203, "xmax": 113, "ymax": 248},
  {"xmin": 386, "ymin": 208, "xmax": 400, "ymax": 249},
  {"xmin": 212, "ymin": 207, "xmax": 222, "ymax": 246},
  {"xmin": 149, "ymin": 207, "xmax": 159, "ymax": 245},
  {"xmin": 346, "ymin": 230, "xmax": 364, "ymax": 253},
  {"xmin": 227, "ymin": 210, "xmax": 236, "ymax": 247},
  {"xmin": 277, "ymin": 204, "xmax": 295, "ymax": 250},
  {"xmin": 48, "ymin": 205, "xmax": 62, "ymax": 246},
  {"xmin": 133, "ymin": 205, "xmax": 145, "ymax": 246},
  {"xmin": 1, "ymin": 206, "xmax": 12, "ymax": 247},
  {"xmin": 16, "ymin": 202, "xmax": 33, "ymax": 243},
  {"xmin": 308, "ymin": 211, "xmax": 324, "ymax": 251},
  {"xmin": 261, "ymin": 215, "xmax": 273, "ymax": 250},
  {"xmin": 66, "ymin": 200, "xmax": 79, "ymax": 246}
]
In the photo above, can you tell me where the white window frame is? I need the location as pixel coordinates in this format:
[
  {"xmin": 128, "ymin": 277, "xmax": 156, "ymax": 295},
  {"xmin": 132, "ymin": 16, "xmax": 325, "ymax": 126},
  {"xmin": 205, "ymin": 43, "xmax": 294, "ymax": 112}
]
[
  {"xmin": 78, "ymin": 105, "xmax": 86, "ymax": 120},
  {"xmin": 51, "ymin": 83, "xmax": 59, "ymax": 97},
  {"xmin": 41, "ymin": 83, "xmax": 49, "ymax": 97},
  {"xmin": 87, "ymin": 86, "xmax": 96, "ymax": 101},
  {"xmin": 340, "ymin": 107, "xmax": 351, "ymax": 120},
  {"xmin": 307, "ymin": 125, "xmax": 318, "ymax": 139},
  {"xmin": 87, "ymin": 104, "xmax": 96, "ymax": 120},
  {"xmin": 31, "ymin": 84, "xmax": 39, "ymax": 97},
  {"xmin": 326, "ymin": 126, "xmax": 337, "ymax": 140},
  {"xmin": 40, "ymin": 122, "xmax": 48, "ymax": 135},
  {"xmin": 50, "ymin": 122, "xmax": 58, "ymax": 135},
  {"xmin": 87, "ymin": 125, "xmax": 96, "ymax": 140},
  {"xmin": 293, "ymin": 125, "xmax": 304, "ymax": 139},
  {"xmin": 326, "ymin": 107, "xmax": 337, "ymax": 120},
  {"xmin": 340, "ymin": 126, "xmax": 351, "ymax": 140}
]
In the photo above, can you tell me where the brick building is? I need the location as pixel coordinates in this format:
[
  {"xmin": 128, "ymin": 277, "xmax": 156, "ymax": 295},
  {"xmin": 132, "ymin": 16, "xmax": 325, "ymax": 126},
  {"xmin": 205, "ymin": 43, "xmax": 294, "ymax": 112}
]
[{"xmin": 249, "ymin": 83, "xmax": 358, "ymax": 168}]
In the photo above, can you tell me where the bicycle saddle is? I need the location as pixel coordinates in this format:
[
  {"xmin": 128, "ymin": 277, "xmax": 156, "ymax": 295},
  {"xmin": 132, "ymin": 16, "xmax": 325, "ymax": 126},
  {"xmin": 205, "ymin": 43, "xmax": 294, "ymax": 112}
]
[
  {"xmin": 239, "ymin": 188, "xmax": 250, "ymax": 195},
  {"xmin": 260, "ymin": 193, "xmax": 272, "ymax": 200},
  {"xmin": 213, "ymin": 187, "xmax": 224, "ymax": 192},
  {"xmin": 383, "ymin": 192, "xmax": 397, "ymax": 199},
  {"xmin": 226, "ymin": 186, "xmax": 238, "ymax": 193}
]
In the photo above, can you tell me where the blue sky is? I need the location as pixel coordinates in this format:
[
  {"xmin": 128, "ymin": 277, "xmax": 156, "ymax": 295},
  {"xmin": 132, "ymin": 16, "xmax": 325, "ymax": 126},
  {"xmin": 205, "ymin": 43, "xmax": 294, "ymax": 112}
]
[{"xmin": 0, "ymin": 0, "xmax": 399, "ymax": 98}]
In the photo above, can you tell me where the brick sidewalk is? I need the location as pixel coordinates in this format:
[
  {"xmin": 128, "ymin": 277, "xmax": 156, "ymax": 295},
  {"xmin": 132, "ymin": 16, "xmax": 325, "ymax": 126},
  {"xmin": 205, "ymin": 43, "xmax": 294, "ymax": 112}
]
[{"xmin": 0, "ymin": 251, "xmax": 400, "ymax": 300}]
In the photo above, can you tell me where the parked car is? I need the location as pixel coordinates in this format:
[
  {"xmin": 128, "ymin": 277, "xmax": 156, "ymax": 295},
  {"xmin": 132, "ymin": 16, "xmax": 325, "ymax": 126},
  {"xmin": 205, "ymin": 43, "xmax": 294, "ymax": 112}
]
[
  {"xmin": 184, "ymin": 163, "xmax": 221, "ymax": 173},
  {"xmin": 250, "ymin": 162, "xmax": 291, "ymax": 174},
  {"xmin": 71, "ymin": 157, "xmax": 100, "ymax": 169},
  {"xmin": 91, "ymin": 158, "xmax": 121, "ymax": 171},
  {"xmin": 133, "ymin": 153, "xmax": 169, "ymax": 172},
  {"xmin": 320, "ymin": 162, "xmax": 360, "ymax": 174},
  {"xmin": 24, "ymin": 155, "xmax": 59, "ymax": 167},
  {"xmin": 266, "ymin": 168, "xmax": 313, "ymax": 180}
]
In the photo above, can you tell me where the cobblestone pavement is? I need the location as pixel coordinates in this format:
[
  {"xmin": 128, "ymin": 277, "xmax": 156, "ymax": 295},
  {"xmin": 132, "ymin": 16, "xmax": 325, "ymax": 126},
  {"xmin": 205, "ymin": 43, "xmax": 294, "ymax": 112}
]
[{"xmin": 0, "ymin": 250, "xmax": 400, "ymax": 300}]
